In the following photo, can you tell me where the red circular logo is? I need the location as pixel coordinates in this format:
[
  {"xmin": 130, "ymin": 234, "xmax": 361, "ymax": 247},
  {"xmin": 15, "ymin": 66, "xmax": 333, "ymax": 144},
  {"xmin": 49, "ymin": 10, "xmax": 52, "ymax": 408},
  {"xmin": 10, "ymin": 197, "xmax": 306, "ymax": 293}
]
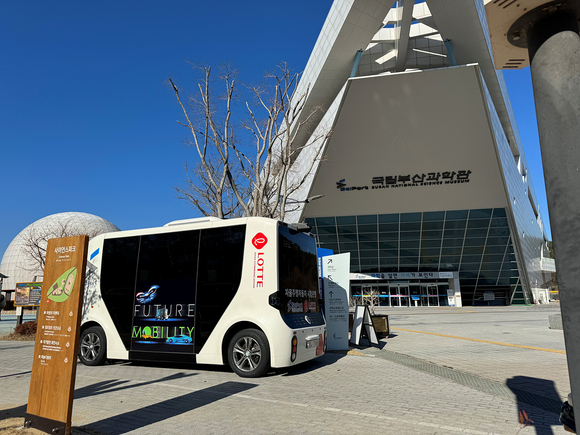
[{"xmin": 252, "ymin": 233, "xmax": 268, "ymax": 249}]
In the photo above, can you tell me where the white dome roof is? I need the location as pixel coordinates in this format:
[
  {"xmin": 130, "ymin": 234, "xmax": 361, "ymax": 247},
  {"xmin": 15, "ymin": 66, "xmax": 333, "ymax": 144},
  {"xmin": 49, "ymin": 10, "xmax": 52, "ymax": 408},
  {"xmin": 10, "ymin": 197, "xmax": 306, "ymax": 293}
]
[{"xmin": 0, "ymin": 212, "xmax": 119, "ymax": 290}]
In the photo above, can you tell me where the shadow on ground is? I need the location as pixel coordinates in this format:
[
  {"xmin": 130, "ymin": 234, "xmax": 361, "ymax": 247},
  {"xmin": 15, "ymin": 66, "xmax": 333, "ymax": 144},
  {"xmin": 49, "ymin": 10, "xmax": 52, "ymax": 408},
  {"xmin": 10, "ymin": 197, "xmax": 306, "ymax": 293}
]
[
  {"xmin": 83, "ymin": 381, "xmax": 257, "ymax": 435},
  {"xmin": 506, "ymin": 376, "xmax": 563, "ymax": 435}
]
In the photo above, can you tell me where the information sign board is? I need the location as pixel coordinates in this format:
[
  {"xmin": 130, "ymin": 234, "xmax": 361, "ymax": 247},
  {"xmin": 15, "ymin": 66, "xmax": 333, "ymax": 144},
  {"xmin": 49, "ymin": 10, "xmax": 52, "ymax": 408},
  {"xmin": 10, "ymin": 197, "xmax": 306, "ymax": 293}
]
[
  {"xmin": 25, "ymin": 235, "xmax": 88, "ymax": 435},
  {"xmin": 322, "ymin": 253, "xmax": 350, "ymax": 351},
  {"xmin": 15, "ymin": 282, "xmax": 42, "ymax": 307}
]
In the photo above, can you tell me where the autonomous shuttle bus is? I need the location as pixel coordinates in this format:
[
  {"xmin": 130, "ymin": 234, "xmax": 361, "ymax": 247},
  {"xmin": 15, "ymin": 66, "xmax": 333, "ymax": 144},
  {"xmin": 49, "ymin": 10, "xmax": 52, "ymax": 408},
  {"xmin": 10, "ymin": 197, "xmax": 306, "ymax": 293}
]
[{"xmin": 79, "ymin": 217, "xmax": 326, "ymax": 377}]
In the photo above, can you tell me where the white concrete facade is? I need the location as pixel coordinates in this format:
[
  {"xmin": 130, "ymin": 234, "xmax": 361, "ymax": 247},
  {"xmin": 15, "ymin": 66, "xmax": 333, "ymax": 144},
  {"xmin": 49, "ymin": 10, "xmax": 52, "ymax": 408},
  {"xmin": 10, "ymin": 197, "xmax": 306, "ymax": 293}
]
[{"xmin": 287, "ymin": 0, "xmax": 551, "ymax": 306}]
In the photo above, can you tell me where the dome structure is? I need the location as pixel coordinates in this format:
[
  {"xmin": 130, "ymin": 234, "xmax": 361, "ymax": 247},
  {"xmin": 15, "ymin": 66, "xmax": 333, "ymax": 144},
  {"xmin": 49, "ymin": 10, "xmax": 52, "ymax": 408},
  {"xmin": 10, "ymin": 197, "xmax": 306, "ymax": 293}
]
[{"xmin": 0, "ymin": 212, "xmax": 120, "ymax": 290}]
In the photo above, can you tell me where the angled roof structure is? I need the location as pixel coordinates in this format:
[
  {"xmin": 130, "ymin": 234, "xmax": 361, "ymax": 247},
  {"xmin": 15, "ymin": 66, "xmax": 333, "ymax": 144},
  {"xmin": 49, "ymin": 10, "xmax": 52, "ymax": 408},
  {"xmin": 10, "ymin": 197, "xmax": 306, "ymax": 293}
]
[{"xmin": 287, "ymin": 0, "xmax": 551, "ymax": 306}]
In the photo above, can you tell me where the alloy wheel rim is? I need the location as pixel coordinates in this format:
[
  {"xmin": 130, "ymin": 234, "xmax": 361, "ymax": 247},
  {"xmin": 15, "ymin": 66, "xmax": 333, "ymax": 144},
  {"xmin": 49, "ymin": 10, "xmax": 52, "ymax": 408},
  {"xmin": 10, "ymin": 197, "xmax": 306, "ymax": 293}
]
[
  {"xmin": 80, "ymin": 332, "xmax": 100, "ymax": 361},
  {"xmin": 232, "ymin": 336, "xmax": 261, "ymax": 372}
]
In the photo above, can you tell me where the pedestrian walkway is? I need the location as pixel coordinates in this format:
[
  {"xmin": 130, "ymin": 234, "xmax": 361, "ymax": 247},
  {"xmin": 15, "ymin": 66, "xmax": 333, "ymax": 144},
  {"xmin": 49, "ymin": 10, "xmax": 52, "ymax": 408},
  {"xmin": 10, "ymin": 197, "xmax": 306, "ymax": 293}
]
[{"xmin": 0, "ymin": 306, "xmax": 570, "ymax": 434}]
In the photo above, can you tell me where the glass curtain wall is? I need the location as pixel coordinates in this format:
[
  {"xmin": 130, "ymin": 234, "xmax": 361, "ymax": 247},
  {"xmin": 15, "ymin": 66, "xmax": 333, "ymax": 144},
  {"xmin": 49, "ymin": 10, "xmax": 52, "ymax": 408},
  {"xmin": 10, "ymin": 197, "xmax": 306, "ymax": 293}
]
[{"xmin": 305, "ymin": 208, "xmax": 523, "ymax": 306}]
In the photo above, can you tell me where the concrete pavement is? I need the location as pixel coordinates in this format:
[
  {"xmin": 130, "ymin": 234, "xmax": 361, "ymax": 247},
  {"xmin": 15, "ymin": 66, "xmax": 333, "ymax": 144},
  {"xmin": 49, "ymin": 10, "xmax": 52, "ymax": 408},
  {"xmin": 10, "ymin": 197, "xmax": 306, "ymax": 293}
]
[{"xmin": 0, "ymin": 305, "xmax": 571, "ymax": 434}]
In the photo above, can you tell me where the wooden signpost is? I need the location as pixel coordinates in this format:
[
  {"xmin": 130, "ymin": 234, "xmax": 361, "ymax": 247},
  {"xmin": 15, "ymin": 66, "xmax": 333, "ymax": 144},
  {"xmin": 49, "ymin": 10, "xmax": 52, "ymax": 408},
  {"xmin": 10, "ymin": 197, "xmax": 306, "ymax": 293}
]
[{"xmin": 25, "ymin": 235, "xmax": 89, "ymax": 435}]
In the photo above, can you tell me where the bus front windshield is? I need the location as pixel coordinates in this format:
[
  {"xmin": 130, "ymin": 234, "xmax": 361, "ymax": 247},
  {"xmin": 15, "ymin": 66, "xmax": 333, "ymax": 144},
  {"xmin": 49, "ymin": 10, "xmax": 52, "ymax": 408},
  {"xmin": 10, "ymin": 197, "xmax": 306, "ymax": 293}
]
[{"xmin": 278, "ymin": 225, "xmax": 320, "ymax": 315}]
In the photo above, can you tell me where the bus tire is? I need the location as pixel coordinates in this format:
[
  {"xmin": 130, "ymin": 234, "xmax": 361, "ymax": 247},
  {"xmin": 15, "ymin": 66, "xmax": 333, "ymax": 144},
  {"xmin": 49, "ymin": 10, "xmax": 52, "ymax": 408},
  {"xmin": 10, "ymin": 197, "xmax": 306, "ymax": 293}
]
[
  {"xmin": 79, "ymin": 326, "xmax": 107, "ymax": 366},
  {"xmin": 227, "ymin": 329, "xmax": 270, "ymax": 378}
]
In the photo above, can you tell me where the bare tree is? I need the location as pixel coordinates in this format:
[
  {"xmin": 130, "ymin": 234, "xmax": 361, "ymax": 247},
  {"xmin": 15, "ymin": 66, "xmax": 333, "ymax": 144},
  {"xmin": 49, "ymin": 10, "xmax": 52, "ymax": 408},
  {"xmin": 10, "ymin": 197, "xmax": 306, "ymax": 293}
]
[
  {"xmin": 170, "ymin": 62, "xmax": 331, "ymax": 221},
  {"xmin": 19, "ymin": 219, "xmax": 102, "ymax": 274}
]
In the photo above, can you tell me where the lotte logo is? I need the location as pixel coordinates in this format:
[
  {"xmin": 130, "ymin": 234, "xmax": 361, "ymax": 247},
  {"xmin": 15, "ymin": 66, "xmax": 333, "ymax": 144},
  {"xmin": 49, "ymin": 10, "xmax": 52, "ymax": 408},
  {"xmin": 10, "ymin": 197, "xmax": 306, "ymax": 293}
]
[{"xmin": 252, "ymin": 233, "xmax": 268, "ymax": 249}]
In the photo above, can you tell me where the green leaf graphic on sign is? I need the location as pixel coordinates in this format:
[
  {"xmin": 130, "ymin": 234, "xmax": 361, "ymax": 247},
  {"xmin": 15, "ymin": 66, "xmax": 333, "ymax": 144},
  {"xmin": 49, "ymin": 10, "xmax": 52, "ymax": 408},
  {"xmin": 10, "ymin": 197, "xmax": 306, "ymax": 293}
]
[{"xmin": 47, "ymin": 267, "xmax": 77, "ymax": 302}]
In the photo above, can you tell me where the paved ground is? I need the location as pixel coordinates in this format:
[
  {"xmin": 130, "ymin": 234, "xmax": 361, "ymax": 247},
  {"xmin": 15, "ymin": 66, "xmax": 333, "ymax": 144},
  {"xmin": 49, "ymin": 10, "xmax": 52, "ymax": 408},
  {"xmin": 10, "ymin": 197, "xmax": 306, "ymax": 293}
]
[{"xmin": 0, "ymin": 304, "xmax": 572, "ymax": 434}]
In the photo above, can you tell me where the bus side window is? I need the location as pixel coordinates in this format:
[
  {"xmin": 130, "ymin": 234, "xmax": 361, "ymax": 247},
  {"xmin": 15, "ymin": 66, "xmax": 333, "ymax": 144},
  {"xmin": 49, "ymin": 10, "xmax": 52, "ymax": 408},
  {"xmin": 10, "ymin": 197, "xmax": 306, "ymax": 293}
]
[
  {"xmin": 195, "ymin": 225, "xmax": 246, "ymax": 353},
  {"xmin": 100, "ymin": 237, "xmax": 140, "ymax": 350}
]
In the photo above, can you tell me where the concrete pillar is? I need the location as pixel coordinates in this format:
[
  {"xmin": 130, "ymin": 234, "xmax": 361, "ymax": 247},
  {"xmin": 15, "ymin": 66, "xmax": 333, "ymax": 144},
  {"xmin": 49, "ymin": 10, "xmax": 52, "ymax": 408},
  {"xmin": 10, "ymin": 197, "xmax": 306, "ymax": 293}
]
[{"xmin": 529, "ymin": 22, "xmax": 580, "ymax": 410}]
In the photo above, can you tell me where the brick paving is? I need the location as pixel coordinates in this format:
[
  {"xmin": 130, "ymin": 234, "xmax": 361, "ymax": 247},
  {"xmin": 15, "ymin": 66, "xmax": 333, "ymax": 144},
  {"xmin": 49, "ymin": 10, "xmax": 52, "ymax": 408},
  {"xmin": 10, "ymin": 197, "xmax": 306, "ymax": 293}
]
[{"xmin": 0, "ymin": 305, "xmax": 571, "ymax": 434}]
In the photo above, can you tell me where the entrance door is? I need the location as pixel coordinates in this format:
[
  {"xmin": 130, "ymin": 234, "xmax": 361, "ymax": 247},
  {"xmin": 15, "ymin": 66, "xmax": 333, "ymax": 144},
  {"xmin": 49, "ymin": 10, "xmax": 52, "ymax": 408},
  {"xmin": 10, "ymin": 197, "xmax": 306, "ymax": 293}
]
[
  {"xmin": 390, "ymin": 285, "xmax": 400, "ymax": 307},
  {"xmin": 399, "ymin": 285, "xmax": 410, "ymax": 307},
  {"xmin": 428, "ymin": 285, "xmax": 439, "ymax": 307},
  {"xmin": 420, "ymin": 285, "xmax": 428, "ymax": 306}
]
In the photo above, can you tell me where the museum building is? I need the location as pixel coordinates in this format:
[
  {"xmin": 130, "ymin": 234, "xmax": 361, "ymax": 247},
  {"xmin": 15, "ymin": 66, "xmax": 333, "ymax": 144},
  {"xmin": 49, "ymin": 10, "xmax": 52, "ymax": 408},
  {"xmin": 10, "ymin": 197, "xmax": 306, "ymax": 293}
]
[{"xmin": 285, "ymin": 0, "xmax": 555, "ymax": 306}]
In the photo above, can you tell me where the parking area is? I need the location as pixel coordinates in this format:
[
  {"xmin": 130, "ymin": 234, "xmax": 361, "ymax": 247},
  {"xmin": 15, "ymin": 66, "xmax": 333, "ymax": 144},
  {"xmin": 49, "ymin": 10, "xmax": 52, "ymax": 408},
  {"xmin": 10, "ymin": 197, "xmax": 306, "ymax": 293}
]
[{"xmin": 0, "ymin": 305, "xmax": 571, "ymax": 434}]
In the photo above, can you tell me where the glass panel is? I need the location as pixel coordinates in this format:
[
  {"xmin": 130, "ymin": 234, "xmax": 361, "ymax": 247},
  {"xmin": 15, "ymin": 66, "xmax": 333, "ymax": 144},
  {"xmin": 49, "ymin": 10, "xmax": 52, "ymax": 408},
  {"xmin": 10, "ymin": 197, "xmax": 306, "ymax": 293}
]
[
  {"xmin": 422, "ymin": 221, "xmax": 444, "ymax": 230},
  {"xmin": 315, "ymin": 217, "xmax": 335, "ymax": 226},
  {"xmin": 441, "ymin": 247, "xmax": 463, "ymax": 256},
  {"xmin": 304, "ymin": 218, "xmax": 316, "ymax": 227},
  {"xmin": 482, "ymin": 254, "xmax": 505, "ymax": 263},
  {"xmin": 400, "ymin": 248, "xmax": 419, "ymax": 257},
  {"xmin": 492, "ymin": 208, "xmax": 507, "ymax": 217},
  {"xmin": 337, "ymin": 225, "xmax": 357, "ymax": 234},
  {"xmin": 420, "ymin": 257, "xmax": 440, "ymax": 265},
  {"xmin": 444, "ymin": 229, "xmax": 466, "ymax": 238},
  {"xmin": 380, "ymin": 249, "xmax": 399, "ymax": 258},
  {"xmin": 379, "ymin": 223, "xmax": 399, "ymax": 232},
  {"xmin": 466, "ymin": 228, "xmax": 488, "ymax": 238},
  {"xmin": 443, "ymin": 238, "xmax": 464, "ymax": 248},
  {"xmin": 336, "ymin": 216, "xmax": 356, "ymax": 225},
  {"xmin": 400, "ymin": 258, "xmax": 418, "ymax": 266},
  {"xmin": 359, "ymin": 250, "xmax": 378, "ymax": 258},
  {"xmin": 318, "ymin": 234, "xmax": 338, "ymax": 243},
  {"xmin": 446, "ymin": 210, "xmax": 468, "ymax": 220},
  {"xmin": 460, "ymin": 278, "xmax": 478, "ymax": 285},
  {"xmin": 478, "ymin": 278, "xmax": 498, "ymax": 286},
  {"xmin": 441, "ymin": 255, "xmax": 461, "ymax": 263},
  {"xmin": 462, "ymin": 255, "xmax": 482, "ymax": 263},
  {"xmin": 101, "ymin": 236, "xmax": 140, "ymax": 350},
  {"xmin": 440, "ymin": 263, "xmax": 459, "ymax": 271},
  {"xmin": 423, "ymin": 211, "xmax": 445, "ymax": 221},
  {"xmin": 338, "ymin": 234, "xmax": 358, "ymax": 243},
  {"xmin": 357, "ymin": 215, "xmax": 377, "ymax": 224},
  {"xmin": 467, "ymin": 219, "xmax": 490, "ymax": 229},
  {"xmin": 490, "ymin": 218, "xmax": 509, "ymax": 228},
  {"xmin": 359, "ymin": 233, "xmax": 378, "ymax": 242},
  {"xmin": 400, "ymin": 212, "xmax": 422, "ymax": 222},
  {"xmin": 421, "ymin": 248, "xmax": 442, "ymax": 256},
  {"xmin": 487, "ymin": 237, "xmax": 509, "ymax": 246},
  {"xmin": 379, "ymin": 214, "xmax": 399, "ymax": 223},
  {"xmin": 488, "ymin": 227, "xmax": 510, "ymax": 237},
  {"xmin": 400, "ymin": 231, "xmax": 421, "ymax": 240},
  {"xmin": 478, "ymin": 270, "xmax": 500, "ymax": 279},
  {"xmin": 463, "ymin": 238, "xmax": 486, "ymax": 247},
  {"xmin": 463, "ymin": 246, "xmax": 484, "ymax": 254},
  {"xmin": 497, "ymin": 277, "xmax": 510, "ymax": 286},
  {"xmin": 379, "ymin": 241, "xmax": 398, "ymax": 249},
  {"xmin": 460, "ymin": 263, "xmax": 481, "ymax": 271},
  {"xmin": 316, "ymin": 226, "xmax": 337, "ymax": 235},
  {"xmin": 470, "ymin": 209, "xmax": 493, "ymax": 219},
  {"xmin": 485, "ymin": 245, "xmax": 507, "ymax": 254},
  {"xmin": 459, "ymin": 271, "xmax": 478, "ymax": 278},
  {"xmin": 445, "ymin": 220, "xmax": 467, "ymax": 229},
  {"xmin": 401, "ymin": 222, "xmax": 421, "ymax": 231},
  {"xmin": 400, "ymin": 240, "xmax": 420, "ymax": 249},
  {"xmin": 358, "ymin": 224, "xmax": 377, "ymax": 233},
  {"xmin": 379, "ymin": 233, "xmax": 399, "ymax": 241},
  {"xmin": 422, "ymin": 230, "xmax": 443, "ymax": 239},
  {"xmin": 380, "ymin": 265, "xmax": 398, "ymax": 272},
  {"xmin": 359, "ymin": 241, "xmax": 378, "ymax": 250},
  {"xmin": 339, "ymin": 242, "xmax": 358, "ymax": 250},
  {"xmin": 421, "ymin": 239, "xmax": 442, "ymax": 248}
]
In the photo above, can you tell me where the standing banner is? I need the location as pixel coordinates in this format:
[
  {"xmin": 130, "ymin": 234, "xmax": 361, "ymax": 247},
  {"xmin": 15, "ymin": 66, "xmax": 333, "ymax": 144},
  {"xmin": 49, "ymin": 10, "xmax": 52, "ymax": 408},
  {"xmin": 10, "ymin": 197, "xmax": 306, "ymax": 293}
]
[
  {"xmin": 322, "ymin": 253, "xmax": 350, "ymax": 351},
  {"xmin": 25, "ymin": 235, "xmax": 89, "ymax": 435}
]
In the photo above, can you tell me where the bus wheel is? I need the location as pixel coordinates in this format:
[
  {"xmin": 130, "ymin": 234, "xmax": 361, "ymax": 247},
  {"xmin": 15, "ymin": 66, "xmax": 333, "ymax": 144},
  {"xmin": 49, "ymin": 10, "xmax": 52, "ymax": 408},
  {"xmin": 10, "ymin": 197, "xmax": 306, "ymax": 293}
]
[
  {"xmin": 79, "ymin": 326, "xmax": 107, "ymax": 366},
  {"xmin": 227, "ymin": 329, "xmax": 270, "ymax": 378}
]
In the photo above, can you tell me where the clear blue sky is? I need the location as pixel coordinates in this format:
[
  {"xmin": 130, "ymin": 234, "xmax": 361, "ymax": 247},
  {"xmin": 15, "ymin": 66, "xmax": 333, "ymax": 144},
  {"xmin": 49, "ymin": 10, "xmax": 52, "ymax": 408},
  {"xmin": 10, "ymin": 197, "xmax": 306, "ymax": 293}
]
[{"xmin": 0, "ymin": 0, "xmax": 550, "ymax": 258}]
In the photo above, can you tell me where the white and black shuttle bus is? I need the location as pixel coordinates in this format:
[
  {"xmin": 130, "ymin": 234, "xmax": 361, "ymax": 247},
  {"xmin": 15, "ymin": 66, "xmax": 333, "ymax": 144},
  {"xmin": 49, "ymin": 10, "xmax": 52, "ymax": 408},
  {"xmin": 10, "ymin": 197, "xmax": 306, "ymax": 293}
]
[{"xmin": 79, "ymin": 217, "xmax": 326, "ymax": 377}]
